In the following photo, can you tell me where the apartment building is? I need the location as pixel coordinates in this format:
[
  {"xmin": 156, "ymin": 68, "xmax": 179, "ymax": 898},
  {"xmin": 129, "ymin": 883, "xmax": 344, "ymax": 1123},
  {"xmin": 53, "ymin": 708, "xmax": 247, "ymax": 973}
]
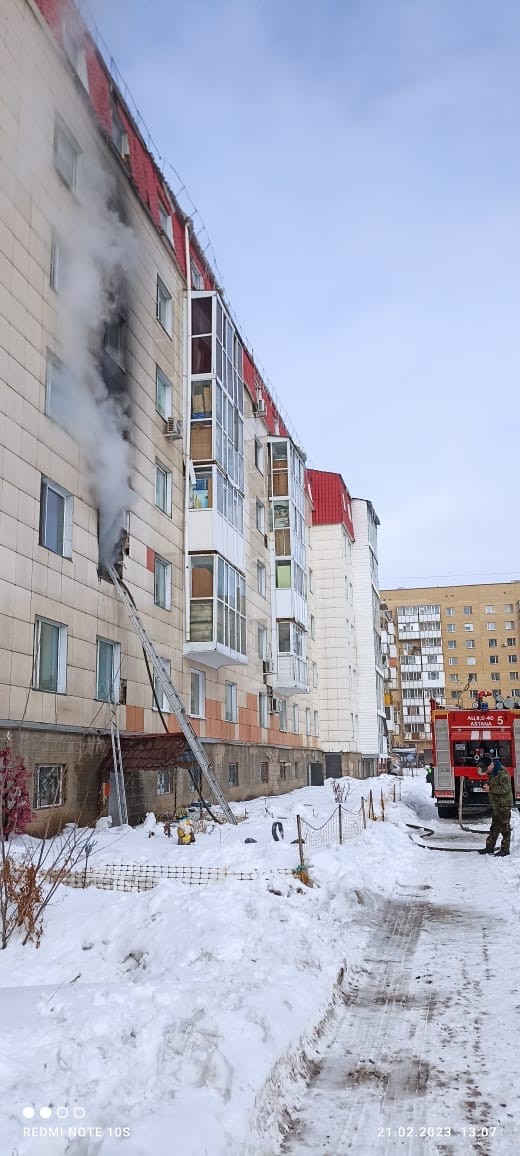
[
  {"xmin": 0, "ymin": 0, "xmax": 382, "ymax": 833},
  {"xmin": 381, "ymin": 582, "xmax": 520, "ymax": 757}
]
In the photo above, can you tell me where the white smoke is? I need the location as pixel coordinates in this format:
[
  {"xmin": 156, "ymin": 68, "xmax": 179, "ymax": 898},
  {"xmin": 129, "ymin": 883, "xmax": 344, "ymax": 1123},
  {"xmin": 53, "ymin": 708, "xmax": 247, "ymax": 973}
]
[{"xmin": 52, "ymin": 159, "xmax": 138, "ymax": 565}]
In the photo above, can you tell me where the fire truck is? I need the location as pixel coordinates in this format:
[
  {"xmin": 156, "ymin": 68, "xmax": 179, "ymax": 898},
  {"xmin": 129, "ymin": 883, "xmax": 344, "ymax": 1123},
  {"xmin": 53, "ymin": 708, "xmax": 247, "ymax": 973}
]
[{"xmin": 431, "ymin": 699, "xmax": 520, "ymax": 818}]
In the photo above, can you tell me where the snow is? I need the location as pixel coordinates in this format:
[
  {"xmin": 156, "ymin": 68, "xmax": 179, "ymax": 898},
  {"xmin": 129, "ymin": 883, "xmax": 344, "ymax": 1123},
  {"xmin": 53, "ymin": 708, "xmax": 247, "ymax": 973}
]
[{"xmin": 1, "ymin": 773, "xmax": 519, "ymax": 1155}]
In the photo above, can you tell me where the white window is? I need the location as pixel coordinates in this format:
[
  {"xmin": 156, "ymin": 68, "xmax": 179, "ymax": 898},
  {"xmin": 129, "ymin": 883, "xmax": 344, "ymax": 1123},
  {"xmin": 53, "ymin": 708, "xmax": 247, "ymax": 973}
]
[
  {"xmin": 62, "ymin": 15, "xmax": 88, "ymax": 87},
  {"xmin": 506, "ymin": 621, "xmax": 514, "ymax": 630},
  {"xmin": 510, "ymin": 672, "xmax": 519, "ymax": 682},
  {"xmin": 259, "ymin": 693, "xmax": 268, "ymax": 728},
  {"xmin": 53, "ymin": 122, "xmax": 80, "ymax": 190},
  {"xmin": 153, "ymin": 657, "xmax": 171, "ymax": 713},
  {"xmin": 50, "ymin": 233, "xmax": 64, "ymax": 292},
  {"xmin": 39, "ymin": 478, "xmax": 73, "ymax": 558},
  {"xmin": 485, "ymin": 605, "xmax": 495, "ymax": 614},
  {"xmin": 159, "ymin": 202, "xmax": 174, "ymax": 243},
  {"xmin": 504, "ymin": 604, "xmax": 513, "ymax": 614},
  {"xmin": 228, "ymin": 763, "xmax": 239, "ymax": 787},
  {"xmin": 447, "ymin": 640, "xmax": 456, "ymax": 650},
  {"xmin": 190, "ymin": 260, "xmax": 203, "ymax": 291},
  {"xmin": 464, "ymin": 606, "xmax": 472, "ymax": 615},
  {"xmin": 312, "ymin": 662, "xmax": 318, "ymax": 687},
  {"xmin": 156, "ymin": 367, "xmax": 173, "ymax": 419},
  {"xmin": 279, "ymin": 699, "xmax": 287, "ymax": 732},
  {"xmin": 450, "ymin": 674, "xmax": 459, "ymax": 683},
  {"xmin": 45, "ymin": 352, "xmax": 67, "ymax": 421},
  {"xmin": 96, "ymin": 638, "xmax": 121, "ymax": 703},
  {"xmin": 34, "ymin": 765, "xmax": 64, "ymax": 809},
  {"xmin": 487, "ymin": 621, "xmax": 496, "ymax": 631},
  {"xmin": 254, "ymin": 438, "xmax": 264, "ymax": 473},
  {"xmin": 447, "ymin": 624, "xmax": 455, "ymax": 633},
  {"xmin": 104, "ymin": 317, "xmax": 126, "ymax": 370},
  {"xmin": 111, "ymin": 102, "xmax": 129, "ymax": 158},
  {"xmin": 465, "ymin": 640, "xmax": 475, "ymax": 649},
  {"xmin": 314, "ymin": 710, "xmax": 319, "ymax": 737},
  {"xmin": 225, "ymin": 681, "xmax": 238, "ymax": 723},
  {"xmin": 257, "ymin": 562, "xmax": 266, "ymax": 597},
  {"xmin": 445, "ymin": 607, "xmax": 454, "ymax": 616},
  {"xmin": 306, "ymin": 708, "xmax": 312, "ymax": 736},
  {"xmin": 311, "ymin": 614, "xmax": 316, "ymax": 640},
  {"xmin": 33, "ymin": 617, "xmax": 67, "ymax": 693},
  {"xmin": 256, "ymin": 501, "xmax": 265, "ymax": 534},
  {"xmin": 190, "ymin": 670, "xmax": 205, "ymax": 717},
  {"xmin": 507, "ymin": 637, "xmax": 517, "ymax": 647},
  {"xmin": 490, "ymin": 673, "xmax": 500, "ymax": 683},
  {"xmin": 509, "ymin": 654, "xmax": 518, "ymax": 664},
  {"xmin": 464, "ymin": 623, "xmax": 473, "ymax": 632},
  {"xmin": 258, "ymin": 625, "xmax": 267, "ymax": 660},
  {"xmin": 155, "ymin": 462, "xmax": 172, "ymax": 516},
  {"xmin": 292, "ymin": 704, "xmax": 299, "ymax": 733},
  {"xmin": 467, "ymin": 657, "xmax": 477, "ymax": 666},
  {"xmin": 309, "ymin": 568, "xmax": 314, "ymax": 593},
  {"xmin": 154, "ymin": 555, "xmax": 171, "ymax": 610},
  {"xmin": 156, "ymin": 277, "xmax": 173, "ymax": 335}
]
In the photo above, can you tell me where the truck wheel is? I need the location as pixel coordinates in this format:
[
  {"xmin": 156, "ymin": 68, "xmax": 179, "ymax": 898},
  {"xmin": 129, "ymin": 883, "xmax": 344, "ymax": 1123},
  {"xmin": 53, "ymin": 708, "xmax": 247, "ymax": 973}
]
[{"xmin": 437, "ymin": 803, "xmax": 457, "ymax": 819}]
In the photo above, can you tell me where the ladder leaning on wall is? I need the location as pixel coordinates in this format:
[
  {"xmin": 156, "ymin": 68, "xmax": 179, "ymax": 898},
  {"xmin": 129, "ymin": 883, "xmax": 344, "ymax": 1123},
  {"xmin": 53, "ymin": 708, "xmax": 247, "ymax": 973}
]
[
  {"xmin": 109, "ymin": 692, "xmax": 128, "ymax": 826},
  {"xmin": 106, "ymin": 562, "xmax": 237, "ymax": 825}
]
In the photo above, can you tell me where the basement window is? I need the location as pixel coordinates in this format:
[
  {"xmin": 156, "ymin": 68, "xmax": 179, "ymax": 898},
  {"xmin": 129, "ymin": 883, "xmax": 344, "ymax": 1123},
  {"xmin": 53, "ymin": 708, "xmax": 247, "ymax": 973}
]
[{"xmin": 34, "ymin": 765, "xmax": 64, "ymax": 809}]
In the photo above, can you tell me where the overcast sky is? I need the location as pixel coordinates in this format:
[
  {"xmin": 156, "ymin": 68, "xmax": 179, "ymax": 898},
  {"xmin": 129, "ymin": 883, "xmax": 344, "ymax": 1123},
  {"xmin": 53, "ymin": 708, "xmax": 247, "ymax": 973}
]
[{"xmin": 82, "ymin": 0, "xmax": 520, "ymax": 589}]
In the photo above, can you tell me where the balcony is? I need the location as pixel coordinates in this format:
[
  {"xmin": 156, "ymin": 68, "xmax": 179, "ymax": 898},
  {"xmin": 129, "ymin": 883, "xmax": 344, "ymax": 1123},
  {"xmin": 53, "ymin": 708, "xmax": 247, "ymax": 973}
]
[
  {"xmin": 273, "ymin": 654, "xmax": 309, "ymax": 695},
  {"xmin": 183, "ymin": 554, "xmax": 247, "ymax": 669}
]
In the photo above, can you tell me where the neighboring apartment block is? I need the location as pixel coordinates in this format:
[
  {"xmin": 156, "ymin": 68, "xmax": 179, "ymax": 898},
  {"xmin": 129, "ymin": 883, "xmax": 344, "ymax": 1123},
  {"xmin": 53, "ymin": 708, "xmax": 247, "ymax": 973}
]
[
  {"xmin": 0, "ymin": 0, "xmax": 384, "ymax": 833},
  {"xmin": 381, "ymin": 582, "xmax": 520, "ymax": 757}
]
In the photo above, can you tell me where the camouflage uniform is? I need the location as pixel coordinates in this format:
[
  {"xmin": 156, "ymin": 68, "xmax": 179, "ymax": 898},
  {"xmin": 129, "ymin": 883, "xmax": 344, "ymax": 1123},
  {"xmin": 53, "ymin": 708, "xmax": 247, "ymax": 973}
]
[{"xmin": 485, "ymin": 764, "xmax": 513, "ymax": 854}]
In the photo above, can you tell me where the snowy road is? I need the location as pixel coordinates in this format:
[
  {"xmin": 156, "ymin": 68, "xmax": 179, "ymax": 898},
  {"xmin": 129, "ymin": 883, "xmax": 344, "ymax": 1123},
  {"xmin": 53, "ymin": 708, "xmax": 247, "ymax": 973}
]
[{"xmin": 283, "ymin": 830, "xmax": 520, "ymax": 1156}]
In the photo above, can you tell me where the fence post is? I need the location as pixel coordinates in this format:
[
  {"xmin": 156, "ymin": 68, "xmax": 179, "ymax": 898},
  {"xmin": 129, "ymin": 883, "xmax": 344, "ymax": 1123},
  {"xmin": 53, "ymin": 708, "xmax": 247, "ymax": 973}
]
[
  {"xmin": 393, "ymin": 782, "xmax": 396, "ymax": 803},
  {"xmin": 381, "ymin": 791, "xmax": 385, "ymax": 821},
  {"xmin": 338, "ymin": 804, "xmax": 343, "ymax": 845},
  {"xmin": 296, "ymin": 814, "xmax": 305, "ymax": 870},
  {"xmin": 361, "ymin": 797, "xmax": 366, "ymax": 829}
]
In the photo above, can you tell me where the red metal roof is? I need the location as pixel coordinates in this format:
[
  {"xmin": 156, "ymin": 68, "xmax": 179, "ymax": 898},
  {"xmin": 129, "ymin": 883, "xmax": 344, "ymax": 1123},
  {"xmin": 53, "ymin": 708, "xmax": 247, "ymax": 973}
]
[{"xmin": 307, "ymin": 469, "xmax": 355, "ymax": 539}]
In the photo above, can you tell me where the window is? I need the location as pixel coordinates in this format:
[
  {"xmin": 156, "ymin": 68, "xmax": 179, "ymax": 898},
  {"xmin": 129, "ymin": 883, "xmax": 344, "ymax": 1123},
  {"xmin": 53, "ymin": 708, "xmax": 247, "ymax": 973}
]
[
  {"xmin": 154, "ymin": 555, "xmax": 171, "ymax": 610},
  {"xmin": 278, "ymin": 621, "xmax": 291, "ymax": 653},
  {"xmin": 510, "ymin": 672, "xmax": 519, "ymax": 682},
  {"xmin": 45, "ymin": 352, "xmax": 67, "ymax": 421},
  {"xmin": 111, "ymin": 103, "xmax": 129, "ymax": 158},
  {"xmin": 489, "ymin": 655, "xmax": 499, "ymax": 665},
  {"xmin": 464, "ymin": 623, "xmax": 474, "ymax": 632},
  {"xmin": 465, "ymin": 640, "xmax": 475, "ymax": 650},
  {"xmin": 152, "ymin": 657, "xmax": 171, "ymax": 713},
  {"xmin": 53, "ymin": 122, "xmax": 80, "ymax": 189},
  {"xmin": 505, "ymin": 621, "xmax": 514, "ymax": 630},
  {"xmin": 451, "ymin": 691, "xmax": 459, "ymax": 700},
  {"xmin": 447, "ymin": 624, "xmax": 455, "ymax": 634},
  {"xmin": 490, "ymin": 673, "xmax": 500, "ymax": 683},
  {"xmin": 448, "ymin": 657, "xmax": 458, "ymax": 666},
  {"xmin": 259, "ymin": 693, "xmax": 268, "ymax": 728},
  {"xmin": 450, "ymin": 674, "xmax": 459, "ymax": 683},
  {"xmin": 508, "ymin": 654, "xmax": 518, "ymax": 664},
  {"xmin": 96, "ymin": 638, "xmax": 121, "ymax": 702},
  {"xmin": 104, "ymin": 317, "xmax": 126, "ymax": 370},
  {"xmin": 311, "ymin": 614, "xmax": 316, "ymax": 640},
  {"xmin": 312, "ymin": 662, "xmax": 318, "ymax": 688},
  {"xmin": 159, "ymin": 202, "xmax": 173, "ymax": 243},
  {"xmin": 292, "ymin": 704, "xmax": 299, "ymax": 733},
  {"xmin": 260, "ymin": 761, "xmax": 269, "ymax": 784},
  {"xmin": 468, "ymin": 673, "xmax": 477, "ymax": 682},
  {"xmin": 507, "ymin": 637, "xmax": 516, "ymax": 647},
  {"xmin": 256, "ymin": 501, "xmax": 265, "ymax": 534},
  {"xmin": 487, "ymin": 622, "xmax": 496, "ymax": 631},
  {"xmin": 279, "ymin": 763, "xmax": 288, "ymax": 782},
  {"xmin": 309, "ymin": 569, "xmax": 314, "ymax": 593},
  {"xmin": 485, "ymin": 605, "xmax": 495, "ymax": 614},
  {"xmin": 228, "ymin": 763, "xmax": 239, "ymax": 787},
  {"xmin": 225, "ymin": 681, "xmax": 238, "ymax": 723},
  {"xmin": 279, "ymin": 699, "xmax": 287, "ymax": 732},
  {"xmin": 39, "ymin": 478, "xmax": 73, "ymax": 558},
  {"xmin": 306, "ymin": 708, "xmax": 312, "ymax": 736},
  {"xmin": 447, "ymin": 641, "xmax": 456, "ymax": 650},
  {"xmin": 258, "ymin": 625, "xmax": 267, "ymax": 660},
  {"xmin": 257, "ymin": 562, "xmax": 266, "ymax": 597},
  {"xmin": 467, "ymin": 658, "xmax": 476, "ymax": 666},
  {"xmin": 157, "ymin": 769, "xmax": 173, "ymax": 795},
  {"xmin": 155, "ymin": 463, "xmax": 172, "ymax": 516},
  {"xmin": 276, "ymin": 561, "xmax": 291, "ymax": 590},
  {"xmin": 50, "ymin": 233, "xmax": 63, "ymax": 292},
  {"xmin": 314, "ymin": 710, "xmax": 319, "ymax": 737},
  {"xmin": 504, "ymin": 604, "xmax": 514, "ymax": 614},
  {"xmin": 190, "ymin": 670, "xmax": 205, "ymax": 717},
  {"xmin": 489, "ymin": 638, "xmax": 498, "ymax": 648},
  {"xmin": 156, "ymin": 367, "xmax": 173, "ymax": 419},
  {"xmin": 33, "ymin": 618, "xmax": 67, "ymax": 693},
  {"xmin": 34, "ymin": 765, "xmax": 64, "ymax": 809},
  {"xmin": 156, "ymin": 277, "xmax": 172, "ymax": 335},
  {"xmin": 191, "ymin": 260, "xmax": 203, "ymax": 291},
  {"xmin": 254, "ymin": 438, "xmax": 264, "ymax": 473},
  {"xmin": 446, "ymin": 607, "xmax": 454, "ymax": 616},
  {"xmin": 62, "ymin": 15, "xmax": 88, "ymax": 87},
  {"xmin": 464, "ymin": 606, "xmax": 472, "ymax": 615}
]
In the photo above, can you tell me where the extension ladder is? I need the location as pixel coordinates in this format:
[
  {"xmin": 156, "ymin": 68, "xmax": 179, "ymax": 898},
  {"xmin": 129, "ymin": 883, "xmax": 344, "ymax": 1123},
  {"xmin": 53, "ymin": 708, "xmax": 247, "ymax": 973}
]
[
  {"xmin": 109, "ymin": 695, "xmax": 128, "ymax": 826},
  {"xmin": 106, "ymin": 563, "xmax": 237, "ymax": 824}
]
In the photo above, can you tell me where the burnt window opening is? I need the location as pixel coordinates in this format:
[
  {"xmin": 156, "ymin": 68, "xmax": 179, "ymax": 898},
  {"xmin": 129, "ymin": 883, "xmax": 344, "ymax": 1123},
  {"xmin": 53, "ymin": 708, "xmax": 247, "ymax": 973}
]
[{"xmin": 97, "ymin": 511, "xmax": 130, "ymax": 582}]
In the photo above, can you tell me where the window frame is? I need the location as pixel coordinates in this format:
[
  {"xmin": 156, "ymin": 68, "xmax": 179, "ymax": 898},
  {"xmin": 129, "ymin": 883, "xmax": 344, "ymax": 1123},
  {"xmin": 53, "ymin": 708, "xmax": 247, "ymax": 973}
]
[
  {"xmin": 228, "ymin": 762, "xmax": 239, "ymax": 788},
  {"xmin": 154, "ymin": 554, "xmax": 172, "ymax": 610},
  {"xmin": 257, "ymin": 561, "xmax": 266, "ymax": 598},
  {"xmin": 190, "ymin": 669, "xmax": 206, "ymax": 718},
  {"xmin": 39, "ymin": 477, "xmax": 73, "ymax": 558},
  {"xmin": 152, "ymin": 657, "xmax": 171, "ymax": 713},
  {"xmin": 53, "ymin": 121, "xmax": 80, "ymax": 191},
  {"xmin": 155, "ymin": 461, "xmax": 172, "ymax": 517},
  {"xmin": 34, "ymin": 764, "xmax": 64, "ymax": 809},
  {"xmin": 156, "ymin": 366, "xmax": 173, "ymax": 419},
  {"xmin": 156, "ymin": 276, "xmax": 173, "ymax": 336},
  {"xmin": 225, "ymin": 680, "xmax": 238, "ymax": 724},
  {"xmin": 259, "ymin": 692, "xmax": 268, "ymax": 729},
  {"xmin": 95, "ymin": 637, "xmax": 121, "ymax": 703},
  {"xmin": 256, "ymin": 500, "xmax": 266, "ymax": 535},
  {"xmin": 33, "ymin": 617, "xmax": 67, "ymax": 694}
]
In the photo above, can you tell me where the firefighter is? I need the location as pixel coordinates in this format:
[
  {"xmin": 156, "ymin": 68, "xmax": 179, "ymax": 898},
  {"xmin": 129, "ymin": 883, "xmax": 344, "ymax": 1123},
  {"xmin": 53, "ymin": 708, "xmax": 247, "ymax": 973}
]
[
  {"xmin": 425, "ymin": 764, "xmax": 435, "ymax": 797},
  {"xmin": 477, "ymin": 756, "xmax": 513, "ymax": 856}
]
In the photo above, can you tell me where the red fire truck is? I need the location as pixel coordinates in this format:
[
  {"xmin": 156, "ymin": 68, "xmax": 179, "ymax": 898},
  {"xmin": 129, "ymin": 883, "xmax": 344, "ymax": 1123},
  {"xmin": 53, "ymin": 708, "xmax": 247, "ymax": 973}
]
[{"xmin": 431, "ymin": 705, "xmax": 520, "ymax": 817}]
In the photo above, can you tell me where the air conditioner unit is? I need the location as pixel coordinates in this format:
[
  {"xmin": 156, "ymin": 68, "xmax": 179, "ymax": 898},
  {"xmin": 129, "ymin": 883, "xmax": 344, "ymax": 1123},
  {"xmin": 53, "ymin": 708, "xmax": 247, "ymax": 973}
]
[
  {"xmin": 164, "ymin": 416, "xmax": 183, "ymax": 439},
  {"xmin": 270, "ymin": 697, "xmax": 282, "ymax": 713},
  {"xmin": 263, "ymin": 659, "xmax": 275, "ymax": 676}
]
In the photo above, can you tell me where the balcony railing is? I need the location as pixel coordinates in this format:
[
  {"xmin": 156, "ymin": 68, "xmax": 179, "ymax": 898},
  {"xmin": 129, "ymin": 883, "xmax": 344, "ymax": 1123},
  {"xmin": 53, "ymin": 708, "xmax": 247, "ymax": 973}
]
[{"xmin": 273, "ymin": 654, "xmax": 309, "ymax": 695}]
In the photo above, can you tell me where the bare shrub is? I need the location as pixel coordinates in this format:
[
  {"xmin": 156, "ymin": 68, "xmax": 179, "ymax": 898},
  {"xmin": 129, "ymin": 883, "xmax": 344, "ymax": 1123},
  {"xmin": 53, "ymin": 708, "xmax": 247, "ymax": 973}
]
[{"xmin": 331, "ymin": 778, "xmax": 352, "ymax": 805}]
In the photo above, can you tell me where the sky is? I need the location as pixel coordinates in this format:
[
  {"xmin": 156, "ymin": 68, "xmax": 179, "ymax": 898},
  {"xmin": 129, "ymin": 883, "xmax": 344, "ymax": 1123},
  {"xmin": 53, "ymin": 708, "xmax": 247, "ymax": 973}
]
[{"xmin": 81, "ymin": 0, "xmax": 520, "ymax": 589}]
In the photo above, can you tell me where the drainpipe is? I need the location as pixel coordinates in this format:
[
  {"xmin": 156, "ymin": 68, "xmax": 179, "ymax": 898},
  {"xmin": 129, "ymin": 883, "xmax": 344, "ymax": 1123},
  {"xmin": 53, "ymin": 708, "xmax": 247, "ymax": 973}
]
[{"xmin": 183, "ymin": 223, "xmax": 192, "ymax": 642}]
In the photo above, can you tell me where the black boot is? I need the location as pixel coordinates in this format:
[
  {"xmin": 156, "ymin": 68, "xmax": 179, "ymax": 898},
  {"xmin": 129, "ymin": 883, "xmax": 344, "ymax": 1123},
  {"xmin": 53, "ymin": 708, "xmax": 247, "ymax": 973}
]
[
  {"xmin": 496, "ymin": 848, "xmax": 510, "ymax": 857},
  {"xmin": 478, "ymin": 847, "xmax": 494, "ymax": 854}
]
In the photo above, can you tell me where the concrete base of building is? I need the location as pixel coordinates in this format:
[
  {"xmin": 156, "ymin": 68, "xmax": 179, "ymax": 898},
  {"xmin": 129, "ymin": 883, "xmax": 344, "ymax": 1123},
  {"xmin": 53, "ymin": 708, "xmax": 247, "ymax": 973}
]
[{"xmin": 1, "ymin": 725, "xmax": 108, "ymax": 837}]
